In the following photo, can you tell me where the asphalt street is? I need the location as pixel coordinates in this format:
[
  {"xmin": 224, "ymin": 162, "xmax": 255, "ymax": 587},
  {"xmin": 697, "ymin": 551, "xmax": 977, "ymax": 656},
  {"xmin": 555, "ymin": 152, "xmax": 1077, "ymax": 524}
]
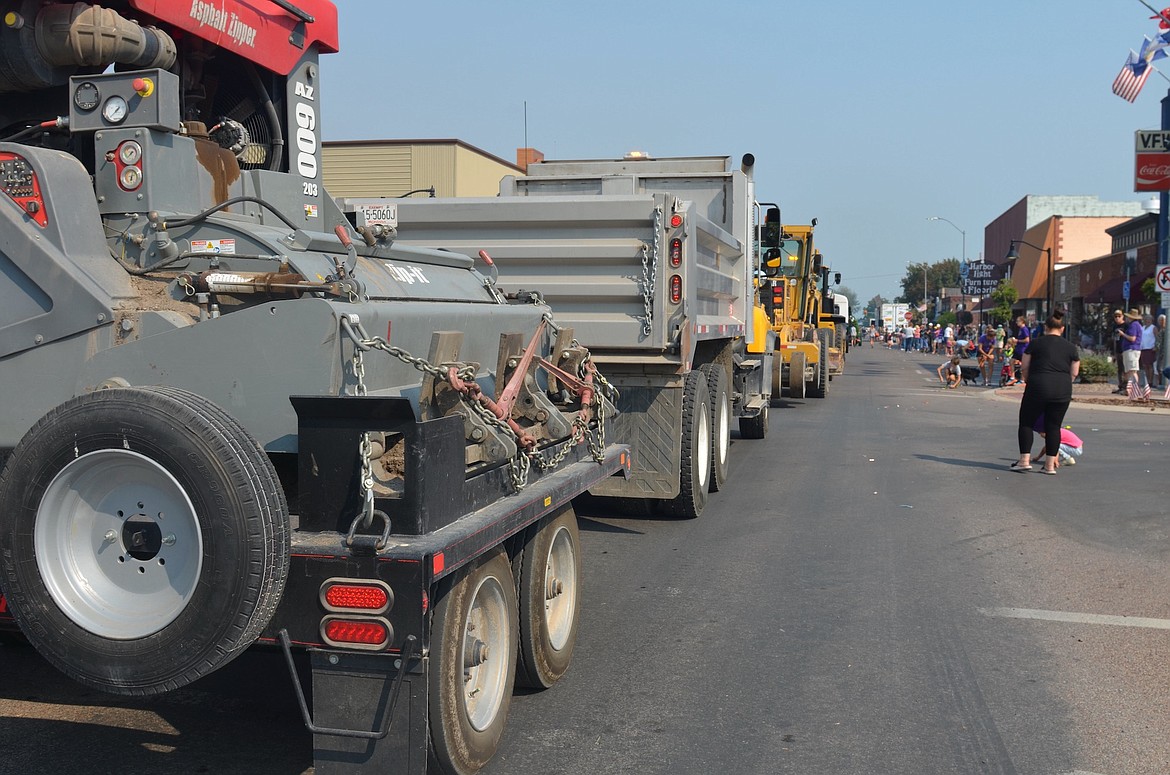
[{"xmin": 1, "ymin": 346, "xmax": 1167, "ymax": 775}]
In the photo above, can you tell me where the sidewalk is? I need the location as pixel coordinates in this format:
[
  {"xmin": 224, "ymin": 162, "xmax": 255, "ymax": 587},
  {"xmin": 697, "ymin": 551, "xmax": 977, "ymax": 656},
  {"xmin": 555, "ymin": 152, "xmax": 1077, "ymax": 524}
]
[{"xmin": 992, "ymin": 380, "xmax": 1170, "ymax": 411}]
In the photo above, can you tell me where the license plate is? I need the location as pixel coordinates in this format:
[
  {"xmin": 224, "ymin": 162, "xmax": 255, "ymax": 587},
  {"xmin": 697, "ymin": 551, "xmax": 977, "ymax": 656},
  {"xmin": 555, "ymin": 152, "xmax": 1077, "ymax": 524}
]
[{"xmin": 356, "ymin": 203, "xmax": 398, "ymax": 228}]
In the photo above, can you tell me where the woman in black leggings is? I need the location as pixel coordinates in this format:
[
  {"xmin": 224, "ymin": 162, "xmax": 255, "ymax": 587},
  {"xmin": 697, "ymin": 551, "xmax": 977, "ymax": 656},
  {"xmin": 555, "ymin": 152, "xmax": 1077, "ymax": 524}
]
[{"xmin": 1011, "ymin": 313, "xmax": 1080, "ymax": 475}]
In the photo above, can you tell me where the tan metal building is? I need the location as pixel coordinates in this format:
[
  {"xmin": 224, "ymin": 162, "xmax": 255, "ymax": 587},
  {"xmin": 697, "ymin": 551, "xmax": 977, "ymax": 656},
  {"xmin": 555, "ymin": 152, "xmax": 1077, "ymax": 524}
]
[{"xmin": 321, "ymin": 139, "xmax": 526, "ymax": 199}]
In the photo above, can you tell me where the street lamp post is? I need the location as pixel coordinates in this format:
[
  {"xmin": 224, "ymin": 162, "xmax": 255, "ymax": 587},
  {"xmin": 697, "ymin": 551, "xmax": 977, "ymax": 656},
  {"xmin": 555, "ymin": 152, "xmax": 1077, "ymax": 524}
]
[
  {"xmin": 928, "ymin": 216, "xmax": 966, "ymax": 264},
  {"xmin": 929, "ymin": 216, "xmax": 967, "ymax": 325},
  {"xmin": 1005, "ymin": 239, "xmax": 1053, "ymax": 319}
]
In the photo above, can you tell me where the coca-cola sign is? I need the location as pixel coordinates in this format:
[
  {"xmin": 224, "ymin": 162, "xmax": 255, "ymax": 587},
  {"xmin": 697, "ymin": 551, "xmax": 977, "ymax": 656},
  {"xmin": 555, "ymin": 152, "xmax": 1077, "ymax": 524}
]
[{"xmin": 1135, "ymin": 151, "xmax": 1170, "ymax": 191}]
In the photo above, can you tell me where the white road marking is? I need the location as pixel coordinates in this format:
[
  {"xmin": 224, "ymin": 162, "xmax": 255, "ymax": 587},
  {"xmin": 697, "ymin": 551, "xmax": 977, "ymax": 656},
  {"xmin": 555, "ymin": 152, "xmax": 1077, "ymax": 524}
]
[{"xmin": 980, "ymin": 607, "xmax": 1170, "ymax": 630}]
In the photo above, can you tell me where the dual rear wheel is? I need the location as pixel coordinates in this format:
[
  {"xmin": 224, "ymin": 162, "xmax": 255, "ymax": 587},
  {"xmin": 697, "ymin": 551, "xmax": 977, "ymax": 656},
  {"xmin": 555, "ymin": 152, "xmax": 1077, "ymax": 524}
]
[{"xmin": 428, "ymin": 506, "xmax": 581, "ymax": 775}]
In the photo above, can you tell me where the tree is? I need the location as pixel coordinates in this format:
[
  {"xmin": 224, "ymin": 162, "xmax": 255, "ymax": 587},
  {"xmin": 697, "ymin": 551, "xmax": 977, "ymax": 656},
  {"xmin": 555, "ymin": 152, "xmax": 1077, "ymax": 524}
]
[
  {"xmin": 834, "ymin": 285, "xmax": 860, "ymax": 317},
  {"xmin": 1142, "ymin": 276, "xmax": 1157, "ymax": 302},
  {"xmin": 864, "ymin": 294, "xmax": 886, "ymax": 324},
  {"xmin": 989, "ymin": 279, "xmax": 1018, "ymax": 326},
  {"xmin": 897, "ymin": 258, "xmax": 961, "ymax": 305}
]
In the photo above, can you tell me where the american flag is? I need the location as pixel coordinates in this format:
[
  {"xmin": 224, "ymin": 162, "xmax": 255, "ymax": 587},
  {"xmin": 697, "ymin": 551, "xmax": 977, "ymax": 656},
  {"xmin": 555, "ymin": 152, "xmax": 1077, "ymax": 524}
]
[
  {"xmin": 1114, "ymin": 51, "xmax": 1155, "ymax": 102},
  {"xmin": 1126, "ymin": 379, "xmax": 1151, "ymax": 400}
]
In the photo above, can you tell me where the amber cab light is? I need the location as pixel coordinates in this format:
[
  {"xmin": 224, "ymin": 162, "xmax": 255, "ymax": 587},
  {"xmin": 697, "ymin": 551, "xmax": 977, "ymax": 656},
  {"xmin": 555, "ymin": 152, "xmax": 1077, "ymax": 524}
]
[
  {"xmin": 670, "ymin": 275, "xmax": 682, "ymax": 304},
  {"xmin": 669, "ymin": 237, "xmax": 682, "ymax": 267},
  {"xmin": 669, "ymin": 213, "xmax": 683, "ymax": 229},
  {"xmin": 320, "ymin": 578, "xmax": 393, "ymax": 614},
  {"xmin": 321, "ymin": 616, "xmax": 392, "ymax": 649}
]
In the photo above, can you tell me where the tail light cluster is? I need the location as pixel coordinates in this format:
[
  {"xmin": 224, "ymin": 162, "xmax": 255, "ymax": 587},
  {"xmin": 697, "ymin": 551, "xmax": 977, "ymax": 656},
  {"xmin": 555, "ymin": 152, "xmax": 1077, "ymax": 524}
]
[
  {"xmin": 0, "ymin": 151, "xmax": 48, "ymax": 227},
  {"xmin": 669, "ymin": 213, "xmax": 683, "ymax": 304},
  {"xmin": 114, "ymin": 140, "xmax": 143, "ymax": 191},
  {"xmin": 319, "ymin": 578, "xmax": 395, "ymax": 651}
]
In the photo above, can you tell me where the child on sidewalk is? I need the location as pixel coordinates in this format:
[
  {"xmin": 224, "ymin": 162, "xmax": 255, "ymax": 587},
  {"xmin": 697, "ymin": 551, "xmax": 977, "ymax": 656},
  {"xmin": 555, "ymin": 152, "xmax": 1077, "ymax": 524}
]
[{"xmin": 999, "ymin": 337, "xmax": 1021, "ymax": 386}]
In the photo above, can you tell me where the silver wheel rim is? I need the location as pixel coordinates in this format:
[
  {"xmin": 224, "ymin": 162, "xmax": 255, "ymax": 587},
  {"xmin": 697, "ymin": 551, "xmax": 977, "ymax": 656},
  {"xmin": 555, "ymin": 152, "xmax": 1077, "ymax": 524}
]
[
  {"xmin": 715, "ymin": 393, "xmax": 730, "ymax": 466},
  {"xmin": 35, "ymin": 449, "xmax": 203, "ymax": 639},
  {"xmin": 462, "ymin": 574, "xmax": 510, "ymax": 732},
  {"xmin": 696, "ymin": 404, "xmax": 710, "ymax": 490},
  {"xmin": 543, "ymin": 525, "xmax": 577, "ymax": 651}
]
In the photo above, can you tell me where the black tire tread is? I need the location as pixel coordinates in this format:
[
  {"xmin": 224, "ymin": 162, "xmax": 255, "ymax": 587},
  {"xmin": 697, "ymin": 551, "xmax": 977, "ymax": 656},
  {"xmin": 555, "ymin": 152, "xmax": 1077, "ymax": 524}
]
[
  {"xmin": 697, "ymin": 364, "xmax": 730, "ymax": 493},
  {"xmin": 0, "ymin": 387, "xmax": 289, "ymax": 696}
]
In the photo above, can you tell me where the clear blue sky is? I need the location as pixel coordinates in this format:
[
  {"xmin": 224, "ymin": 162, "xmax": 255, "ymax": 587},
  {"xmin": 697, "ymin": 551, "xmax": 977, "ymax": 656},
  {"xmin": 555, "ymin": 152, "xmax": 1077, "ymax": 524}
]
[{"xmin": 323, "ymin": 0, "xmax": 1166, "ymax": 305}]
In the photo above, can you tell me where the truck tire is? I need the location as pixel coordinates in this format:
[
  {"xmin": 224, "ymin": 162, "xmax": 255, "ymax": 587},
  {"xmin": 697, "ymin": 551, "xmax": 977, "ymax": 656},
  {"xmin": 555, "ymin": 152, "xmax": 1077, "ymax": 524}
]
[
  {"xmin": 771, "ymin": 353, "xmax": 784, "ymax": 399},
  {"xmin": 738, "ymin": 405, "xmax": 768, "ymax": 439},
  {"xmin": 789, "ymin": 352, "xmax": 806, "ymax": 399},
  {"xmin": 429, "ymin": 547, "xmax": 518, "ymax": 775},
  {"xmin": 664, "ymin": 370, "xmax": 710, "ymax": 519},
  {"xmin": 809, "ymin": 330, "xmax": 830, "ymax": 398},
  {"xmin": 698, "ymin": 364, "xmax": 730, "ymax": 492},
  {"xmin": 0, "ymin": 387, "xmax": 289, "ymax": 696},
  {"xmin": 513, "ymin": 505, "xmax": 580, "ymax": 689}
]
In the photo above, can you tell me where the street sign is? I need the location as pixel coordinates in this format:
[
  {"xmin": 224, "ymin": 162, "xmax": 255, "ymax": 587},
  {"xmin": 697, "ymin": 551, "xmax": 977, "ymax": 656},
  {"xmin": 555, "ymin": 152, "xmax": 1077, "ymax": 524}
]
[
  {"xmin": 1156, "ymin": 263, "xmax": 1170, "ymax": 293},
  {"xmin": 1123, "ymin": 280, "xmax": 1131, "ymax": 300}
]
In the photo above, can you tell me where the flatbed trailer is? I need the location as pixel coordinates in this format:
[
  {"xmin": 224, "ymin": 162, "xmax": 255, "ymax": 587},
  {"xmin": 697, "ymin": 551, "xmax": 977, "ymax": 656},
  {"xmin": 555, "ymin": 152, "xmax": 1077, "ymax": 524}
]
[{"xmin": 0, "ymin": 3, "xmax": 630, "ymax": 773}]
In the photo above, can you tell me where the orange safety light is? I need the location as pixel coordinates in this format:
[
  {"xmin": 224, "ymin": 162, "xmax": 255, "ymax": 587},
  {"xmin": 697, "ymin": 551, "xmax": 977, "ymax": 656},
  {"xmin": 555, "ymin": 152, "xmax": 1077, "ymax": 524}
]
[
  {"xmin": 669, "ymin": 213, "xmax": 683, "ymax": 229},
  {"xmin": 320, "ymin": 578, "xmax": 393, "ymax": 614},
  {"xmin": 321, "ymin": 616, "xmax": 392, "ymax": 649},
  {"xmin": 670, "ymin": 275, "xmax": 682, "ymax": 304}
]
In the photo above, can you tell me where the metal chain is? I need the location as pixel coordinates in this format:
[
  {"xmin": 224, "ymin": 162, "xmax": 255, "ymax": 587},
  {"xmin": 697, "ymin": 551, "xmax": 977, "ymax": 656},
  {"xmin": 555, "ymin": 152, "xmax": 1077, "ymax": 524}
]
[
  {"xmin": 638, "ymin": 205, "xmax": 663, "ymax": 336},
  {"xmin": 341, "ymin": 316, "xmax": 610, "ymax": 495},
  {"xmin": 349, "ymin": 345, "xmax": 377, "ymax": 531}
]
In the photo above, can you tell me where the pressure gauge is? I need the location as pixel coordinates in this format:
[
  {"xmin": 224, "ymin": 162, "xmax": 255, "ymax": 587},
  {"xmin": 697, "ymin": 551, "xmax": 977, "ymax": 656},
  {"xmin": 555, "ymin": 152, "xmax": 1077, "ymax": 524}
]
[
  {"xmin": 73, "ymin": 81, "xmax": 99, "ymax": 111},
  {"xmin": 118, "ymin": 140, "xmax": 142, "ymax": 165},
  {"xmin": 101, "ymin": 95, "xmax": 128, "ymax": 124}
]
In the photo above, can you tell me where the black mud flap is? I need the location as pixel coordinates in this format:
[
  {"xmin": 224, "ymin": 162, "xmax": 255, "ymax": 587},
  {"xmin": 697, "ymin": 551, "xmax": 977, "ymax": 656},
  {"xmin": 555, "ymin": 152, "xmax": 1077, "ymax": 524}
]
[{"xmin": 306, "ymin": 645, "xmax": 429, "ymax": 775}]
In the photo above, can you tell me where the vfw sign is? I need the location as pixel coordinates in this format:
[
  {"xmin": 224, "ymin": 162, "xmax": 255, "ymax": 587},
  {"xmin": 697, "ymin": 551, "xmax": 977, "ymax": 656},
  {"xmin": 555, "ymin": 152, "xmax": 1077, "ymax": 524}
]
[{"xmin": 1135, "ymin": 130, "xmax": 1170, "ymax": 191}]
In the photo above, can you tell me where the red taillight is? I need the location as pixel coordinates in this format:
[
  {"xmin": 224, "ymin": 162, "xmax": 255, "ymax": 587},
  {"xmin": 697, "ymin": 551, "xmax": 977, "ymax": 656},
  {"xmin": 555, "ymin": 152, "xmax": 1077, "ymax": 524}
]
[
  {"xmin": 321, "ymin": 616, "xmax": 392, "ymax": 649},
  {"xmin": 669, "ymin": 213, "xmax": 683, "ymax": 229},
  {"xmin": 670, "ymin": 275, "xmax": 682, "ymax": 304},
  {"xmin": 320, "ymin": 578, "xmax": 393, "ymax": 614},
  {"xmin": 669, "ymin": 238, "xmax": 682, "ymax": 267}
]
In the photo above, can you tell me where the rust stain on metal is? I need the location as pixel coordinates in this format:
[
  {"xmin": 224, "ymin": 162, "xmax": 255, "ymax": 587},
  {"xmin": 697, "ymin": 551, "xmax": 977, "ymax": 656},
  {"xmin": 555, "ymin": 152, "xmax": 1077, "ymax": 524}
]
[{"xmin": 193, "ymin": 138, "xmax": 241, "ymax": 206}]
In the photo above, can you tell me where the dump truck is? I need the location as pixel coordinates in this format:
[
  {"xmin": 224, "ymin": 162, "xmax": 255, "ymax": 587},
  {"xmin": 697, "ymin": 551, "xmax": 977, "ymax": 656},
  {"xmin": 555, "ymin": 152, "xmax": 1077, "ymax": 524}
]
[
  {"xmin": 379, "ymin": 154, "xmax": 776, "ymax": 519},
  {"xmin": 0, "ymin": 2, "xmax": 629, "ymax": 773},
  {"xmin": 759, "ymin": 212, "xmax": 834, "ymax": 399}
]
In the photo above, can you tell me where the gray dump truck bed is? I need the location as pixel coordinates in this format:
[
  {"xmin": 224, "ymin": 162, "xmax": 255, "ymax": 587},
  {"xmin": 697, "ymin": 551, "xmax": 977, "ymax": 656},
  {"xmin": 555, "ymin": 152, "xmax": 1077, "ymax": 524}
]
[{"xmin": 388, "ymin": 192, "xmax": 746, "ymax": 361}]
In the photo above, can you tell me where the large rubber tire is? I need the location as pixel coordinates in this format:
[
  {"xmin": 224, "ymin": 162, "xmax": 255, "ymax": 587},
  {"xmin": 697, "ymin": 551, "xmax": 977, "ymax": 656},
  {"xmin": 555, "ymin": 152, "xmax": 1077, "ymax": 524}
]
[
  {"xmin": 429, "ymin": 547, "xmax": 518, "ymax": 775},
  {"xmin": 0, "ymin": 387, "xmax": 289, "ymax": 696},
  {"xmin": 739, "ymin": 405, "xmax": 768, "ymax": 440},
  {"xmin": 771, "ymin": 352, "xmax": 783, "ymax": 398},
  {"xmin": 698, "ymin": 364, "xmax": 730, "ymax": 493},
  {"xmin": 513, "ymin": 505, "xmax": 580, "ymax": 689},
  {"xmin": 789, "ymin": 351, "xmax": 806, "ymax": 399},
  {"xmin": 809, "ymin": 330, "xmax": 830, "ymax": 398},
  {"xmin": 665, "ymin": 370, "xmax": 710, "ymax": 519}
]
